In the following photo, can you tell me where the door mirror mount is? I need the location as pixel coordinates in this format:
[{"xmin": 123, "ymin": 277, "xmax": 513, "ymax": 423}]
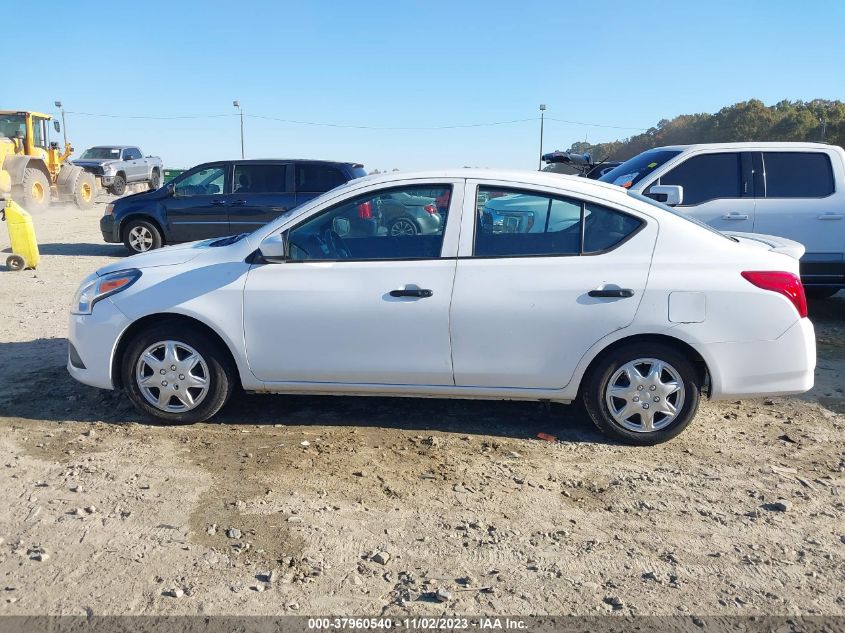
[
  {"xmin": 258, "ymin": 232, "xmax": 288, "ymax": 263},
  {"xmin": 646, "ymin": 185, "xmax": 683, "ymax": 206}
]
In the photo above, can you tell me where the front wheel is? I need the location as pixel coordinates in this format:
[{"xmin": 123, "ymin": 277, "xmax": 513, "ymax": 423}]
[
  {"xmin": 122, "ymin": 219, "xmax": 162, "ymax": 253},
  {"xmin": 582, "ymin": 342, "xmax": 701, "ymax": 445},
  {"xmin": 149, "ymin": 170, "xmax": 161, "ymax": 190},
  {"xmin": 109, "ymin": 173, "xmax": 127, "ymax": 196},
  {"xmin": 73, "ymin": 171, "xmax": 96, "ymax": 209},
  {"xmin": 122, "ymin": 325, "xmax": 235, "ymax": 424}
]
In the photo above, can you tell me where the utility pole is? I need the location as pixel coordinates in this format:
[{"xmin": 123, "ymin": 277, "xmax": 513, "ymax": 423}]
[
  {"xmin": 54, "ymin": 100, "xmax": 67, "ymax": 147},
  {"xmin": 538, "ymin": 104, "xmax": 546, "ymax": 170},
  {"xmin": 819, "ymin": 116, "xmax": 827, "ymax": 142},
  {"xmin": 233, "ymin": 100, "xmax": 244, "ymax": 158}
]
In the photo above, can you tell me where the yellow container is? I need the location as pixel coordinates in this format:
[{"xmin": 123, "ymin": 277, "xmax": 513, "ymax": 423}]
[{"xmin": 2, "ymin": 198, "xmax": 40, "ymax": 271}]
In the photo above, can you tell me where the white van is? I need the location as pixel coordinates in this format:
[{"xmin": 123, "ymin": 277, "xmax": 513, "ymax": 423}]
[{"xmin": 600, "ymin": 142, "xmax": 845, "ymax": 297}]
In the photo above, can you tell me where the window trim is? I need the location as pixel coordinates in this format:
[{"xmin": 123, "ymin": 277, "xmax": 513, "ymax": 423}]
[
  {"xmin": 760, "ymin": 151, "xmax": 836, "ymax": 200},
  {"xmin": 281, "ymin": 183, "xmax": 456, "ymax": 264},
  {"xmin": 469, "ymin": 185, "xmax": 645, "ymax": 260}
]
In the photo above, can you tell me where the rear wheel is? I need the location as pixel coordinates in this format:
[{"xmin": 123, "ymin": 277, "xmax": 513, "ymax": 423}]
[
  {"xmin": 149, "ymin": 169, "xmax": 161, "ymax": 190},
  {"xmin": 110, "ymin": 173, "xmax": 126, "ymax": 196},
  {"xmin": 73, "ymin": 171, "xmax": 96, "ymax": 209},
  {"xmin": 122, "ymin": 218, "xmax": 162, "ymax": 253},
  {"xmin": 122, "ymin": 324, "xmax": 235, "ymax": 424},
  {"xmin": 582, "ymin": 342, "xmax": 701, "ymax": 445},
  {"xmin": 20, "ymin": 168, "xmax": 51, "ymax": 211},
  {"xmin": 388, "ymin": 217, "xmax": 419, "ymax": 236}
]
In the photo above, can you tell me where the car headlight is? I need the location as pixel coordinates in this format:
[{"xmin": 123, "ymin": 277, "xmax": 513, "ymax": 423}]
[
  {"xmin": 72, "ymin": 269, "xmax": 141, "ymax": 315},
  {"xmin": 102, "ymin": 164, "xmax": 115, "ymax": 174}
]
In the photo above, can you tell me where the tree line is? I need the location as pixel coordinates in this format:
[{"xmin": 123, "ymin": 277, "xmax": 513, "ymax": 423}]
[{"xmin": 567, "ymin": 99, "xmax": 845, "ymax": 162}]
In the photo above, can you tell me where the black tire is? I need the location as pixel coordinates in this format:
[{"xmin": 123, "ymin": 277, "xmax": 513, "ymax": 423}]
[
  {"xmin": 73, "ymin": 171, "xmax": 96, "ymax": 209},
  {"xmin": 582, "ymin": 342, "xmax": 701, "ymax": 445},
  {"xmin": 110, "ymin": 173, "xmax": 127, "ymax": 196},
  {"xmin": 149, "ymin": 169, "xmax": 161, "ymax": 190},
  {"xmin": 6, "ymin": 254, "xmax": 26, "ymax": 271},
  {"xmin": 122, "ymin": 218, "xmax": 163, "ymax": 253},
  {"xmin": 20, "ymin": 167, "xmax": 51, "ymax": 211},
  {"xmin": 122, "ymin": 323, "xmax": 235, "ymax": 424},
  {"xmin": 387, "ymin": 216, "xmax": 419, "ymax": 236},
  {"xmin": 805, "ymin": 287, "xmax": 839, "ymax": 300}
]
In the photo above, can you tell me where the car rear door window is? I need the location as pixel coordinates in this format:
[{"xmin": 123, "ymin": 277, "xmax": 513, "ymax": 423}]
[
  {"xmin": 233, "ymin": 164, "xmax": 288, "ymax": 194},
  {"xmin": 473, "ymin": 186, "xmax": 641, "ymax": 257},
  {"xmin": 656, "ymin": 152, "xmax": 742, "ymax": 205},
  {"xmin": 296, "ymin": 164, "xmax": 347, "ymax": 193},
  {"xmin": 288, "ymin": 185, "xmax": 451, "ymax": 261},
  {"xmin": 762, "ymin": 152, "xmax": 835, "ymax": 198}
]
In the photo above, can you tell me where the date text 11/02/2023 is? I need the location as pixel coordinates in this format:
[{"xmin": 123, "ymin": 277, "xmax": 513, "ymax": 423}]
[{"xmin": 306, "ymin": 618, "xmax": 527, "ymax": 630}]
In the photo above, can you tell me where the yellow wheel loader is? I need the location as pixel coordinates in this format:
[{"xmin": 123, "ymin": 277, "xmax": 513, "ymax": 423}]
[{"xmin": 0, "ymin": 110, "xmax": 96, "ymax": 211}]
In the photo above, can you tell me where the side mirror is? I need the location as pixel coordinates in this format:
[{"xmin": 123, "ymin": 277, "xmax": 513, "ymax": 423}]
[
  {"xmin": 646, "ymin": 185, "xmax": 683, "ymax": 206},
  {"xmin": 258, "ymin": 232, "xmax": 288, "ymax": 262},
  {"xmin": 53, "ymin": 120, "xmax": 60, "ymax": 133},
  {"xmin": 165, "ymin": 182, "xmax": 176, "ymax": 197}
]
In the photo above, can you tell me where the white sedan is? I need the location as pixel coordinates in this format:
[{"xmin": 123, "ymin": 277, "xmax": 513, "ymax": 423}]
[{"xmin": 68, "ymin": 170, "xmax": 816, "ymax": 445}]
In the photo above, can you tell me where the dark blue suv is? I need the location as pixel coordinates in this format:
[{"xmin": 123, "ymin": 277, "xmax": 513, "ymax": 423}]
[{"xmin": 101, "ymin": 159, "xmax": 367, "ymax": 253}]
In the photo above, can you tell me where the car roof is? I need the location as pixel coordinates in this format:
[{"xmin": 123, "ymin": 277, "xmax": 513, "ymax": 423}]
[
  {"xmin": 88, "ymin": 145, "xmax": 135, "ymax": 150},
  {"xmin": 192, "ymin": 159, "xmax": 364, "ymax": 167},
  {"xmin": 651, "ymin": 142, "xmax": 836, "ymax": 152}
]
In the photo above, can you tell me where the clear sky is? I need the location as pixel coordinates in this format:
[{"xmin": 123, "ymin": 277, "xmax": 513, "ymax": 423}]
[{"xmin": 5, "ymin": 0, "xmax": 843, "ymax": 171}]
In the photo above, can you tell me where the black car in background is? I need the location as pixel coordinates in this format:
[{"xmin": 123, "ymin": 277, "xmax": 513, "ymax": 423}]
[{"xmin": 101, "ymin": 159, "xmax": 367, "ymax": 253}]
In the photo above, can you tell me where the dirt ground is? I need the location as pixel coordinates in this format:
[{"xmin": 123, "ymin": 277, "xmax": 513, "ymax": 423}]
[{"xmin": 0, "ymin": 200, "xmax": 843, "ymax": 617}]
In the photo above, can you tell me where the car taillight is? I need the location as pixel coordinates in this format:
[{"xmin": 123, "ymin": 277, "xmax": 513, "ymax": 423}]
[
  {"xmin": 358, "ymin": 202, "xmax": 372, "ymax": 219},
  {"xmin": 423, "ymin": 204, "xmax": 437, "ymax": 215},
  {"xmin": 741, "ymin": 271, "xmax": 808, "ymax": 318}
]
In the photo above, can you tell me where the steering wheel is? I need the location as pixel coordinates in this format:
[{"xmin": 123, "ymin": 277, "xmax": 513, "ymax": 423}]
[{"xmin": 322, "ymin": 228, "xmax": 351, "ymax": 260}]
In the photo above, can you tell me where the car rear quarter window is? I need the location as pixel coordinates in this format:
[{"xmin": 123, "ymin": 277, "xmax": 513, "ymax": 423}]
[
  {"xmin": 473, "ymin": 186, "xmax": 642, "ymax": 257},
  {"xmin": 655, "ymin": 152, "xmax": 742, "ymax": 205},
  {"xmin": 234, "ymin": 164, "xmax": 288, "ymax": 194},
  {"xmin": 762, "ymin": 152, "xmax": 835, "ymax": 198},
  {"xmin": 296, "ymin": 164, "xmax": 347, "ymax": 193}
]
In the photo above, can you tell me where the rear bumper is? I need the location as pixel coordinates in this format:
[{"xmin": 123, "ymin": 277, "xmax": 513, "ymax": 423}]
[
  {"xmin": 100, "ymin": 214, "xmax": 119, "ymax": 243},
  {"xmin": 707, "ymin": 318, "xmax": 816, "ymax": 400}
]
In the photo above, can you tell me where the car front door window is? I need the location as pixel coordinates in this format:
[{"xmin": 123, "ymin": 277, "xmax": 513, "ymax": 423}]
[{"xmin": 174, "ymin": 167, "xmax": 226, "ymax": 197}]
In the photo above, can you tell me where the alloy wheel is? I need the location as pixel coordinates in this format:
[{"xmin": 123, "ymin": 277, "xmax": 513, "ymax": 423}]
[
  {"xmin": 128, "ymin": 226, "xmax": 154, "ymax": 252},
  {"xmin": 389, "ymin": 218, "xmax": 417, "ymax": 236},
  {"xmin": 135, "ymin": 340, "xmax": 210, "ymax": 413},
  {"xmin": 604, "ymin": 358, "xmax": 685, "ymax": 433}
]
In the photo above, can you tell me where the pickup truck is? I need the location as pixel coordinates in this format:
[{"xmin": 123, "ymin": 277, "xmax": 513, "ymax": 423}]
[
  {"xmin": 72, "ymin": 146, "xmax": 163, "ymax": 196},
  {"xmin": 599, "ymin": 142, "xmax": 845, "ymax": 298}
]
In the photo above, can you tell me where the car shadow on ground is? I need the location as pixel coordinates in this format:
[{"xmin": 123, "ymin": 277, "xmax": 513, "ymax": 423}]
[
  {"xmin": 0, "ymin": 338, "xmax": 607, "ymax": 444},
  {"xmin": 34, "ymin": 243, "xmax": 127, "ymax": 257}
]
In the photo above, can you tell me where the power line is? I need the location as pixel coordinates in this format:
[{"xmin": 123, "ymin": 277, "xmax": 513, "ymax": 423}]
[{"xmin": 63, "ymin": 110, "xmax": 647, "ymax": 132}]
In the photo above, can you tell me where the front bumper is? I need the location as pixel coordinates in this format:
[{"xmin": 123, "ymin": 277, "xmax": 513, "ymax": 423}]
[
  {"xmin": 100, "ymin": 175, "xmax": 115, "ymax": 186},
  {"xmin": 707, "ymin": 317, "xmax": 816, "ymax": 400},
  {"xmin": 100, "ymin": 214, "xmax": 119, "ymax": 243},
  {"xmin": 67, "ymin": 299, "xmax": 131, "ymax": 390}
]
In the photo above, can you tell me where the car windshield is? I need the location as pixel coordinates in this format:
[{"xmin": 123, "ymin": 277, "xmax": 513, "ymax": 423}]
[
  {"xmin": 599, "ymin": 149, "xmax": 682, "ymax": 188},
  {"xmin": 628, "ymin": 191, "xmax": 736, "ymax": 242},
  {"xmin": 81, "ymin": 147, "xmax": 122, "ymax": 159}
]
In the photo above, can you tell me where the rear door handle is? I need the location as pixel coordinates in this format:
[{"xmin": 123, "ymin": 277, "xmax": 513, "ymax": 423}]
[
  {"xmin": 818, "ymin": 213, "xmax": 843, "ymax": 220},
  {"xmin": 230, "ymin": 199, "xmax": 247, "ymax": 206},
  {"xmin": 210, "ymin": 199, "xmax": 226, "ymax": 206},
  {"xmin": 588, "ymin": 288, "xmax": 634, "ymax": 298},
  {"xmin": 390, "ymin": 288, "xmax": 433, "ymax": 298},
  {"xmin": 721, "ymin": 213, "xmax": 749, "ymax": 220}
]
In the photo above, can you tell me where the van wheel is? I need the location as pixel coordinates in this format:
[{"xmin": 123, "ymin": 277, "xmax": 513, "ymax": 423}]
[
  {"xmin": 122, "ymin": 324, "xmax": 235, "ymax": 424},
  {"xmin": 110, "ymin": 173, "xmax": 127, "ymax": 196},
  {"xmin": 123, "ymin": 219, "xmax": 162, "ymax": 253},
  {"xmin": 582, "ymin": 342, "xmax": 700, "ymax": 445}
]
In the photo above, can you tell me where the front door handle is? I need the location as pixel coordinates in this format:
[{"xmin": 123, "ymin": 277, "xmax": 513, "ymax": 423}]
[
  {"xmin": 230, "ymin": 199, "xmax": 247, "ymax": 206},
  {"xmin": 390, "ymin": 288, "xmax": 433, "ymax": 298},
  {"xmin": 818, "ymin": 213, "xmax": 843, "ymax": 220},
  {"xmin": 210, "ymin": 199, "xmax": 226, "ymax": 206},
  {"xmin": 588, "ymin": 288, "xmax": 634, "ymax": 298},
  {"xmin": 721, "ymin": 213, "xmax": 749, "ymax": 220}
]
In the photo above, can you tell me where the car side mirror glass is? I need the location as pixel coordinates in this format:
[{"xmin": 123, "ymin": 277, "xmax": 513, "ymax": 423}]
[
  {"xmin": 332, "ymin": 217, "xmax": 351, "ymax": 237},
  {"xmin": 166, "ymin": 182, "xmax": 176, "ymax": 197},
  {"xmin": 259, "ymin": 232, "xmax": 288, "ymax": 262},
  {"xmin": 53, "ymin": 120, "xmax": 60, "ymax": 133},
  {"xmin": 646, "ymin": 185, "xmax": 683, "ymax": 206}
]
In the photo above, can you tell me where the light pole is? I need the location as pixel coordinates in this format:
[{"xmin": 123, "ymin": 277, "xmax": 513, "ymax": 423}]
[
  {"xmin": 538, "ymin": 104, "xmax": 546, "ymax": 170},
  {"xmin": 233, "ymin": 100, "xmax": 244, "ymax": 159},
  {"xmin": 54, "ymin": 100, "xmax": 67, "ymax": 147}
]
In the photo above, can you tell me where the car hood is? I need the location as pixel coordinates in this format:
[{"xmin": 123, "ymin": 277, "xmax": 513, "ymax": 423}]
[
  {"xmin": 72, "ymin": 159, "xmax": 120, "ymax": 167},
  {"xmin": 97, "ymin": 240, "xmax": 212, "ymax": 275},
  {"xmin": 725, "ymin": 231, "xmax": 806, "ymax": 260}
]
